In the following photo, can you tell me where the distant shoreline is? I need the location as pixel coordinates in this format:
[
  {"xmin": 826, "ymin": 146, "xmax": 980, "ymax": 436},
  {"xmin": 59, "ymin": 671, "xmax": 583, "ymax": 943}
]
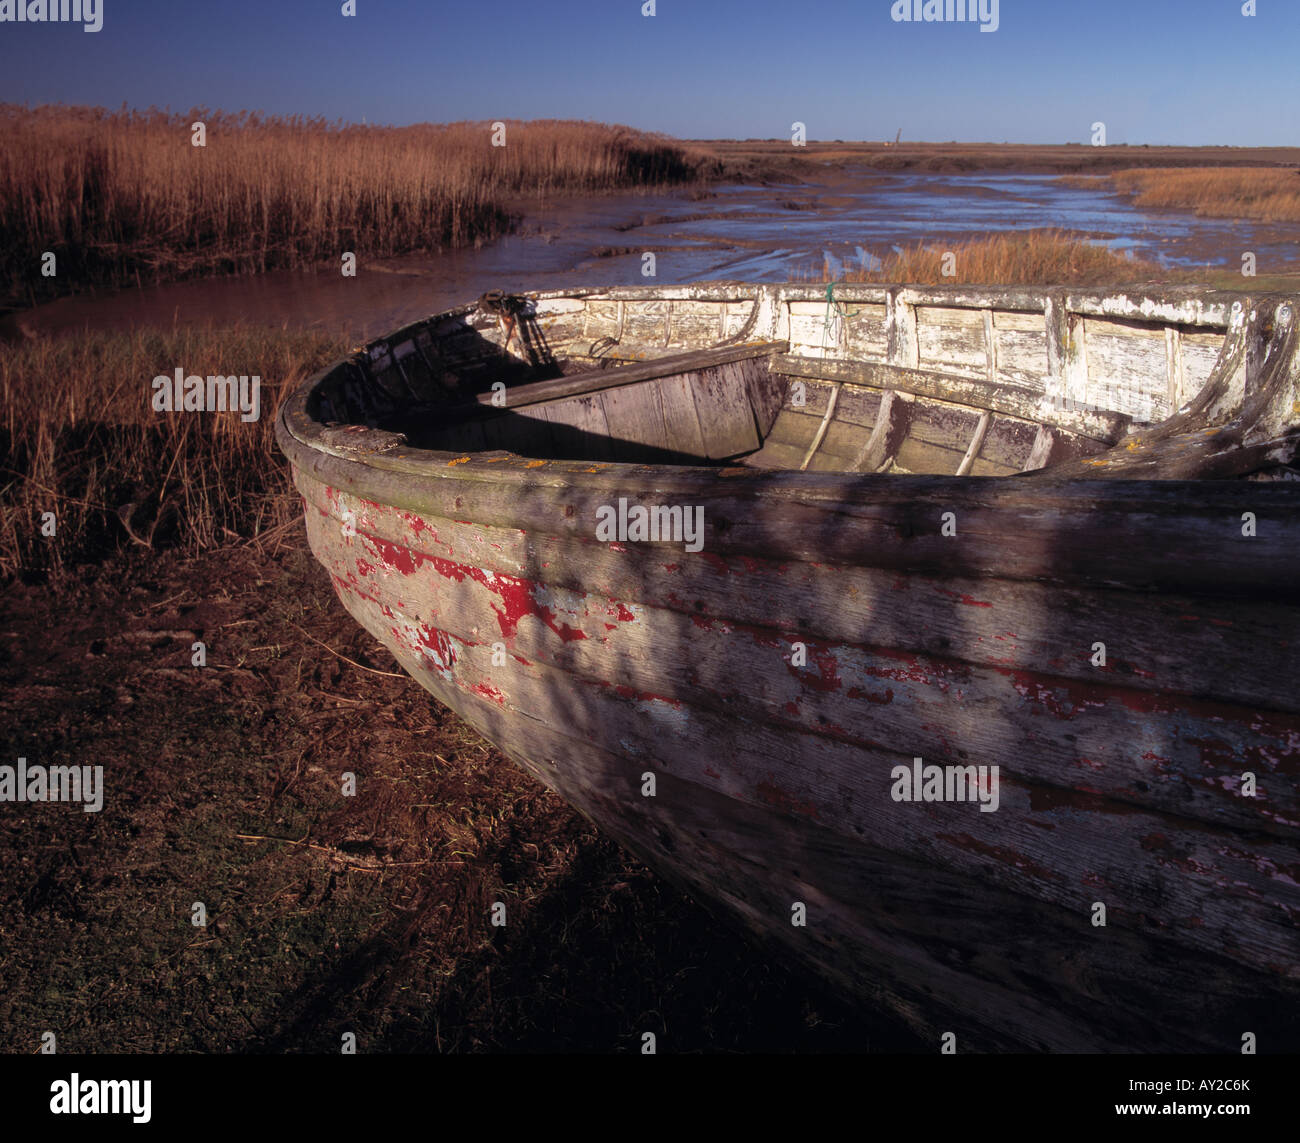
[{"xmin": 688, "ymin": 139, "xmax": 1300, "ymax": 178}]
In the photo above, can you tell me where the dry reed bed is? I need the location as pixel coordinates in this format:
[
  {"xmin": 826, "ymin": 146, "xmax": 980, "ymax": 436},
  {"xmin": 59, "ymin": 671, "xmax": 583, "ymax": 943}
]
[
  {"xmin": 0, "ymin": 326, "xmax": 350, "ymax": 580},
  {"xmin": 0, "ymin": 105, "xmax": 703, "ymax": 309},
  {"xmin": 828, "ymin": 230, "xmax": 1162, "ymax": 286},
  {"xmin": 1062, "ymin": 167, "xmax": 1300, "ymax": 222}
]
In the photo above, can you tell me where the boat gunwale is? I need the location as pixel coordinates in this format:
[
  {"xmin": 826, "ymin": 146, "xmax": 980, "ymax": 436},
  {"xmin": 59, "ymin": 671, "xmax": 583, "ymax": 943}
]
[{"xmin": 274, "ymin": 281, "xmax": 1300, "ymax": 595}]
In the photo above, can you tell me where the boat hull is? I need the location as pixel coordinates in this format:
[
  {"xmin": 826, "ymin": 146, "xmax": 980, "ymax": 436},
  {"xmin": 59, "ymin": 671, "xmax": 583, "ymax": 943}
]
[
  {"xmin": 284, "ymin": 459, "xmax": 1300, "ymax": 1052},
  {"xmin": 278, "ymin": 282, "xmax": 1300, "ymax": 1051}
]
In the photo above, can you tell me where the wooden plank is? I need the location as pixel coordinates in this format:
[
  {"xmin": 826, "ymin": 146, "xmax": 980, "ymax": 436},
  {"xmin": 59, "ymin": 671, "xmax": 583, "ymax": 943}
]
[
  {"xmin": 967, "ymin": 455, "xmax": 1020, "ymax": 477},
  {"xmin": 476, "ymin": 339, "xmax": 788, "ymax": 411},
  {"xmin": 743, "ymin": 440, "xmax": 808, "ymax": 470},
  {"xmin": 916, "ymin": 304, "xmax": 988, "ymax": 376},
  {"xmin": 747, "ymin": 360, "xmax": 788, "ymax": 437},
  {"xmin": 689, "ymin": 359, "xmax": 762, "ymax": 460},
  {"xmin": 890, "ymin": 436, "xmax": 965, "ymax": 475},
  {"xmin": 775, "ymin": 353, "xmax": 1130, "ymax": 443},
  {"xmin": 766, "ymin": 408, "xmax": 827, "ymax": 450},
  {"xmin": 302, "ymin": 494, "xmax": 1300, "ymax": 998},
  {"xmin": 994, "ymin": 326, "xmax": 1049, "ymax": 389},
  {"xmin": 480, "ymin": 407, "xmax": 554, "ymax": 458},
  {"xmin": 978, "ymin": 415, "xmax": 1042, "ymax": 470},
  {"xmin": 599, "ymin": 378, "xmax": 670, "ymax": 462},
  {"xmin": 907, "ymin": 401, "xmax": 982, "ymax": 453},
  {"xmin": 1084, "ymin": 316, "xmax": 1173, "ymax": 423},
  {"xmin": 657, "ymin": 372, "xmax": 709, "ymax": 462},
  {"xmin": 301, "ymin": 478, "xmax": 1300, "ymax": 719},
  {"xmin": 811, "ymin": 420, "xmax": 876, "ymax": 472},
  {"xmin": 830, "ymin": 385, "xmax": 885, "ymax": 428},
  {"xmin": 284, "ymin": 438, "xmax": 1300, "ymax": 597},
  {"xmin": 413, "ymin": 662, "xmax": 1300, "ymax": 1052},
  {"xmin": 1181, "ymin": 330, "xmax": 1224, "ymax": 403},
  {"xmin": 538, "ymin": 394, "xmax": 613, "ymax": 462}
]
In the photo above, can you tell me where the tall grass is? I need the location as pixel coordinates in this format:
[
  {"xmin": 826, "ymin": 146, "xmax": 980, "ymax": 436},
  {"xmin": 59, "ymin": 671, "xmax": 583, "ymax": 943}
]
[
  {"xmin": 826, "ymin": 230, "xmax": 1160, "ymax": 286},
  {"xmin": 0, "ymin": 105, "xmax": 703, "ymax": 309},
  {"xmin": 0, "ymin": 326, "xmax": 351, "ymax": 580},
  {"xmin": 1108, "ymin": 167, "xmax": 1300, "ymax": 222}
]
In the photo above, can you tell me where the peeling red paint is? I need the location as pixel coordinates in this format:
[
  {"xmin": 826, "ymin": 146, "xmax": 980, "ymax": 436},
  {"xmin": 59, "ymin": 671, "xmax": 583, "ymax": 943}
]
[
  {"xmin": 791, "ymin": 644, "xmax": 843, "ymax": 693},
  {"xmin": 1029, "ymin": 785, "xmax": 1143, "ymax": 815},
  {"xmin": 355, "ymin": 527, "xmax": 589, "ymax": 644},
  {"xmin": 416, "ymin": 625, "xmax": 456, "ymax": 669},
  {"xmin": 700, "ymin": 552, "xmax": 730, "ymax": 576},
  {"xmin": 1214, "ymin": 846, "xmax": 1300, "ymax": 888},
  {"xmin": 1140, "ymin": 832, "xmax": 1212, "ymax": 875},
  {"xmin": 469, "ymin": 681, "xmax": 506, "ymax": 705},
  {"xmin": 937, "ymin": 833, "xmax": 1063, "ymax": 882},
  {"xmin": 364, "ymin": 533, "xmax": 427, "ymax": 576},
  {"xmin": 846, "ymin": 685, "xmax": 894, "ymax": 704},
  {"xmin": 398, "ymin": 510, "xmax": 436, "ymax": 540},
  {"xmin": 756, "ymin": 779, "xmax": 819, "ymax": 820},
  {"xmin": 937, "ymin": 587, "xmax": 993, "ymax": 608},
  {"xmin": 595, "ymin": 680, "xmax": 683, "ymax": 708}
]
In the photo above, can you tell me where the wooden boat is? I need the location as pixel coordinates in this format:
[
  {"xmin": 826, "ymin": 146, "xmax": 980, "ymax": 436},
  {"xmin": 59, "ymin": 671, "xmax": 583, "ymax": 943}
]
[{"xmin": 276, "ymin": 282, "xmax": 1300, "ymax": 1052}]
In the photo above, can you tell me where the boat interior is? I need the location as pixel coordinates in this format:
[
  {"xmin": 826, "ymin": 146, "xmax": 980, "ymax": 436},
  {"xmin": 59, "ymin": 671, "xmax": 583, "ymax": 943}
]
[{"xmin": 306, "ymin": 284, "xmax": 1300, "ymax": 480}]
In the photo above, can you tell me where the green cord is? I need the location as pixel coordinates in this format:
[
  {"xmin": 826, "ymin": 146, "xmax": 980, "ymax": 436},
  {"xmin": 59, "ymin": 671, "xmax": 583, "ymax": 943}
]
[{"xmin": 823, "ymin": 280, "xmax": 861, "ymax": 350}]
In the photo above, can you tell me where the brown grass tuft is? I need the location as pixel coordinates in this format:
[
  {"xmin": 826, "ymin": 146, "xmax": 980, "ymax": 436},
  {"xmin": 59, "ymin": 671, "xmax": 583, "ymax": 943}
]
[
  {"xmin": 0, "ymin": 326, "xmax": 351, "ymax": 581},
  {"xmin": 823, "ymin": 229, "xmax": 1161, "ymax": 286},
  {"xmin": 1108, "ymin": 166, "xmax": 1300, "ymax": 222}
]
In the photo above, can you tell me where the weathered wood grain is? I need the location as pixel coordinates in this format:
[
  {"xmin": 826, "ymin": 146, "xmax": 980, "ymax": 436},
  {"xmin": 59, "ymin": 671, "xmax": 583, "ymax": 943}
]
[
  {"xmin": 295, "ymin": 482, "xmax": 1300, "ymax": 716},
  {"xmin": 387, "ymin": 635, "xmax": 1298, "ymax": 1052},
  {"xmin": 302, "ymin": 482, "xmax": 1300, "ymax": 836},
  {"xmin": 285, "ymin": 437, "xmax": 1300, "ymax": 597},
  {"xmin": 471, "ymin": 339, "xmax": 787, "ymax": 409},
  {"xmin": 298, "ymin": 485, "xmax": 1300, "ymax": 1049},
  {"xmin": 774, "ymin": 353, "xmax": 1132, "ymax": 443}
]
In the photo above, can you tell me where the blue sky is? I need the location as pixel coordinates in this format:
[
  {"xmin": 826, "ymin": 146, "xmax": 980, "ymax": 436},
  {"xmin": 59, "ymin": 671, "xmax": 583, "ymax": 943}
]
[{"xmin": 0, "ymin": 0, "xmax": 1296, "ymax": 144}]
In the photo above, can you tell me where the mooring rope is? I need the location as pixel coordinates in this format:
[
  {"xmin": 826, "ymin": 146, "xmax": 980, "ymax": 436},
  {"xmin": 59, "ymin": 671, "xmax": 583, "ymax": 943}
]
[{"xmin": 822, "ymin": 280, "xmax": 860, "ymax": 352}]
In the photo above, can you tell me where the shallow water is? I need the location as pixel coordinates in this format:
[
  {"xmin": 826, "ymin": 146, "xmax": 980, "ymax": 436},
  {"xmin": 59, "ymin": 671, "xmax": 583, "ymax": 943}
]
[{"xmin": 7, "ymin": 169, "xmax": 1296, "ymax": 342}]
